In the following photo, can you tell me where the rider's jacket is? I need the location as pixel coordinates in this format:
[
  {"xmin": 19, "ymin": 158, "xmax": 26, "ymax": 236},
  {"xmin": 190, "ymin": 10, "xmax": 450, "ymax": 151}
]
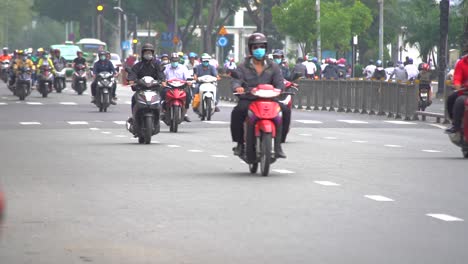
[
  {"xmin": 128, "ymin": 60, "xmax": 165, "ymax": 82},
  {"xmin": 13, "ymin": 58, "xmax": 35, "ymax": 74},
  {"xmin": 0, "ymin": 54, "xmax": 12, "ymax": 62},
  {"xmin": 231, "ymin": 56, "xmax": 284, "ymax": 93},
  {"xmin": 93, "ymin": 60, "xmax": 116, "ymax": 75},
  {"xmin": 36, "ymin": 58, "xmax": 56, "ymax": 75},
  {"xmin": 454, "ymin": 55, "xmax": 468, "ymax": 87}
]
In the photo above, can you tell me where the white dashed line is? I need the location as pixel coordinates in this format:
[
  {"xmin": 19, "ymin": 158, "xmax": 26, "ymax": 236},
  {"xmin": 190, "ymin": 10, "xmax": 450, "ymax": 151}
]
[
  {"xmin": 0, "ymin": 102, "xmax": 7, "ymax": 105},
  {"xmin": 124, "ymin": 101, "xmax": 132, "ymax": 105},
  {"xmin": 364, "ymin": 195, "xmax": 394, "ymax": 202},
  {"xmin": 211, "ymin": 155, "xmax": 228, "ymax": 158},
  {"xmin": 295, "ymin": 120, "xmax": 323, "ymax": 124},
  {"xmin": 26, "ymin": 102, "xmax": 43, "ymax": 105},
  {"xmin": 89, "ymin": 127, "xmax": 100, "ymax": 131},
  {"xmin": 384, "ymin": 121, "xmax": 416, "ymax": 125},
  {"xmin": 323, "ymin": 137, "xmax": 338, "ymax": 140},
  {"xmin": 60, "ymin": 102, "xmax": 78, "ymax": 105},
  {"xmin": 314, "ymin": 181, "xmax": 340, "ymax": 186},
  {"xmin": 188, "ymin": 149, "xmax": 204, "ymax": 152},
  {"xmin": 299, "ymin": 133, "xmax": 312, "ymax": 136},
  {"xmin": 167, "ymin": 145, "xmax": 181, "ymax": 148},
  {"xmin": 272, "ymin": 169, "xmax": 295, "ymax": 174},
  {"xmin": 101, "ymin": 131, "xmax": 111, "ymax": 134},
  {"xmin": 67, "ymin": 121, "xmax": 89, "ymax": 125},
  {"xmin": 352, "ymin": 140, "xmax": 368, "ymax": 143},
  {"xmin": 384, "ymin": 144, "xmax": 403, "ymax": 148},
  {"xmin": 337, "ymin": 120, "xmax": 369, "ymax": 124},
  {"xmin": 113, "ymin": 121, "xmax": 127, "ymax": 125},
  {"xmin": 426, "ymin": 214, "xmax": 464, "ymax": 222},
  {"xmin": 429, "ymin": 124, "xmax": 448, "ymax": 130},
  {"xmin": 203, "ymin": 121, "xmax": 229, "ymax": 124},
  {"xmin": 1, "ymin": 97, "xmax": 7, "ymax": 99},
  {"xmin": 20, "ymin": 122, "xmax": 41, "ymax": 125},
  {"xmin": 114, "ymin": 135, "xmax": 127, "ymax": 138},
  {"xmin": 422, "ymin": 149, "xmax": 442, "ymax": 153}
]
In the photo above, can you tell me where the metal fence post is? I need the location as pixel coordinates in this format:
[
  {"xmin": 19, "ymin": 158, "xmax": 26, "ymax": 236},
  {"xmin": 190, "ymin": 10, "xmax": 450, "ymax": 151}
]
[
  {"xmin": 346, "ymin": 80, "xmax": 353, "ymax": 113},
  {"xmin": 361, "ymin": 80, "xmax": 369, "ymax": 114},
  {"xmin": 313, "ymin": 80, "xmax": 320, "ymax": 110},
  {"xmin": 387, "ymin": 81, "xmax": 394, "ymax": 118},
  {"xmin": 328, "ymin": 79, "xmax": 336, "ymax": 112},
  {"xmin": 321, "ymin": 80, "xmax": 328, "ymax": 111},
  {"xmin": 377, "ymin": 80, "xmax": 385, "ymax": 115},
  {"xmin": 354, "ymin": 80, "xmax": 361, "ymax": 113},
  {"xmin": 369, "ymin": 80, "xmax": 376, "ymax": 115},
  {"xmin": 306, "ymin": 80, "xmax": 312, "ymax": 110}
]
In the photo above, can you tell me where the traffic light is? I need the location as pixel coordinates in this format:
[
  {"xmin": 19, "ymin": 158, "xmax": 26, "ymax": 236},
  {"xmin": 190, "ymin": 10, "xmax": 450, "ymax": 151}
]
[{"xmin": 96, "ymin": 4, "xmax": 104, "ymax": 12}]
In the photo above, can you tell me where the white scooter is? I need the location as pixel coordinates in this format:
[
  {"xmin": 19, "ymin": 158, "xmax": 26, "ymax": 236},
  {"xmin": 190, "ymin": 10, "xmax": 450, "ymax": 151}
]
[{"xmin": 195, "ymin": 75, "xmax": 218, "ymax": 121}]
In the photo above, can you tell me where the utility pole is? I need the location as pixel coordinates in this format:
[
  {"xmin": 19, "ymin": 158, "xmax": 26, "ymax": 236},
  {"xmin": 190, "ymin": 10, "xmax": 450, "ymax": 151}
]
[
  {"xmin": 174, "ymin": 0, "xmax": 178, "ymax": 51},
  {"xmin": 378, "ymin": 0, "xmax": 384, "ymax": 62},
  {"xmin": 316, "ymin": 0, "xmax": 321, "ymax": 61},
  {"xmin": 439, "ymin": 0, "xmax": 449, "ymax": 101}
]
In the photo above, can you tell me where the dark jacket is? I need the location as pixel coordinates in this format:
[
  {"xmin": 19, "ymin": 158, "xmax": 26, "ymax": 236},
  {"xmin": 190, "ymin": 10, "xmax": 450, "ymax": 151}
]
[
  {"xmin": 127, "ymin": 60, "xmax": 165, "ymax": 82},
  {"xmin": 290, "ymin": 63, "xmax": 307, "ymax": 79},
  {"xmin": 279, "ymin": 64, "xmax": 291, "ymax": 81},
  {"xmin": 231, "ymin": 57, "xmax": 285, "ymax": 93},
  {"xmin": 92, "ymin": 60, "xmax": 116, "ymax": 75},
  {"xmin": 322, "ymin": 64, "xmax": 339, "ymax": 79}
]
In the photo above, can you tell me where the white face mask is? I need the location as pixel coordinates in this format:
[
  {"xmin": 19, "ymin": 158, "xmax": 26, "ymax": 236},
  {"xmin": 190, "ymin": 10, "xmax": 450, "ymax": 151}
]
[{"xmin": 143, "ymin": 54, "xmax": 153, "ymax": 61}]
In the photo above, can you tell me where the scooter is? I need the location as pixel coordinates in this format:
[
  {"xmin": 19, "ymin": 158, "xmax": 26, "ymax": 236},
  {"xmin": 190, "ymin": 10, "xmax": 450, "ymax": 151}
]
[
  {"xmin": 94, "ymin": 71, "xmax": 115, "ymax": 112},
  {"xmin": 37, "ymin": 64, "xmax": 54, "ymax": 98},
  {"xmin": 448, "ymin": 89, "xmax": 468, "ymax": 158},
  {"xmin": 126, "ymin": 76, "xmax": 161, "ymax": 144},
  {"xmin": 234, "ymin": 84, "xmax": 286, "ymax": 176},
  {"xmin": 195, "ymin": 75, "xmax": 218, "ymax": 121},
  {"xmin": 72, "ymin": 64, "xmax": 87, "ymax": 95},
  {"xmin": 418, "ymin": 84, "xmax": 432, "ymax": 111},
  {"xmin": 162, "ymin": 78, "xmax": 188, "ymax": 133},
  {"xmin": 54, "ymin": 65, "xmax": 66, "ymax": 93},
  {"xmin": 15, "ymin": 67, "xmax": 32, "ymax": 101},
  {"xmin": 1, "ymin": 60, "xmax": 10, "ymax": 83}
]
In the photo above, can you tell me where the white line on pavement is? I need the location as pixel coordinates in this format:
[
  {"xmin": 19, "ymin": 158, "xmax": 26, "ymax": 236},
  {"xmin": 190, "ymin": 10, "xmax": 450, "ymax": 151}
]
[
  {"xmin": 113, "ymin": 121, "xmax": 127, "ymax": 125},
  {"xmin": 352, "ymin": 140, "xmax": 368, "ymax": 143},
  {"xmin": 60, "ymin": 102, "xmax": 78, "ymax": 105},
  {"xmin": 211, "ymin": 155, "xmax": 228, "ymax": 158},
  {"xmin": 89, "ymin": 127, "xmax": 100, "ymax": 131},
  {"xmin": 1, "ymin": 97, "xmax": 7, "ymax": 99},
  {"xmin": 101, "ymin": 131, "xmax": 111, "ymax": 134},
  {"xmin": 67, "ymin": 121, "xmax": 89, "ymax": 125},
  {"xmin": 124, "ymin": 101, "xmax": 132, "ymax": 105},
  {"xmin": 188, "ymin": 149, "xmax": 204, "ymax": 152},
  {"xmin": 323, "ymin": 137, "xmax": 338, "ymax": 140},
  {"xmin": 337, "ymin": 120, "xmax": 369, "ymax": 124},
  {"xmin": 295, "ymin": 120, "xmax": 323, "ymax": 124},
  {"xmin": 426, "ymin": 214, "xmax": 464, "ymax": 222},
  {"xmin": 364, "ymin": 195, "xmax": 394, "ymax": 202},
  {"xmin": 19, "ymin": 122, "xmax": 41, "ymax": 125},
  {"xmin": 0, "ymin": 102, "xmax": 7, "ymax": 105},
  {"xmin": 26, "ymin": 102, "xmax": 43, "ymax": 105},
  {"xmin": 422, "ymin": 149, "xmax": 442, "ymax": 153},
  {"xmin": 272, "ymin": 169, "xmax": 295, "ymax": 174},
  {"xmin": 114, "ymin": 135, "xmax": 127, "ymax": 138},
  {"xmin": 299, "ymin": 133, "xmax": 312, "ymax": 136},
  {"xmin": 314, "ymin": 181, "xmax": 340, "ymax": 186},
  {"xmin": 429, "ymin": 124, "xmax": 448, "ymax": 130},
  {"xmin": 167, "ymin": 145, "xmax": 181, "ymax": 148},
  {"xmin": 384, "ymin": 121, "xmax": 417, "ymax": 125},
  {"xmin": 203, "ymin": 121, "xmax": 229, "ymax": 124},
  {"xmin": 384, "ymin": 144, "xmax": 403, "ymax": 148}
]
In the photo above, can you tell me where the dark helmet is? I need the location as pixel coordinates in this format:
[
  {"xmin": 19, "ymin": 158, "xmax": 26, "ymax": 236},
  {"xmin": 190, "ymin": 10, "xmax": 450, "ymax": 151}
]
[
  {"xmin": 273, "ymin": 49, "xmax": 284, "ymax": 57},
  {"xmin": 160, "ymin": 53, "xmax": 169, "ymax": 59},
  {"xmin": 369, "ymin": 59, "xmax": 374, "ymax": 64},
  {"xmin": 408, "ymin": 58, "xmax": 413, "ymax": 64},
  {"xmin": 141, "ymin": 43, "xmax": 155, "ymax": 56},
  {"xmin": 53, "ymin": 48, "xmax": 60, "ymax": 54},
  {"xmin": 77, "ymin": 50, "xmax": 83, "ymax": 56},
  {"xmin": 387, "ymin": 61, "xmax": 394, "ymax": 67},
  {"xmin": 247, "ymin": 33, "xmax": 268, "ymax": 54},
  {"xmin": 98, "ymin": 51, "xmax": 107, "ymax": 58}
]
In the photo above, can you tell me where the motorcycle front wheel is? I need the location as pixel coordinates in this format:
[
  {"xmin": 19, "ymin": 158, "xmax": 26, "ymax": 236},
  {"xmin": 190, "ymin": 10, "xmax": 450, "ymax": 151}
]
[
  {"xmin": 144, "ymin": 115, "xmax": 153, "ymax": 144},
  {"xmin": 260, "ymin": 132, "xmax": 272, "ymax": 176},
  {"xmin": 170, "ymin": 105, "xmax": 180, "ymax": 133}
]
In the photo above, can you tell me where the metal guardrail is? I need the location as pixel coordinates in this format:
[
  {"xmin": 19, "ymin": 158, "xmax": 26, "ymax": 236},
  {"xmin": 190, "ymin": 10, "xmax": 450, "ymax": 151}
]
[{"xmin": 218, "ymin": 77, "xmax": 422, "ymax": 121}]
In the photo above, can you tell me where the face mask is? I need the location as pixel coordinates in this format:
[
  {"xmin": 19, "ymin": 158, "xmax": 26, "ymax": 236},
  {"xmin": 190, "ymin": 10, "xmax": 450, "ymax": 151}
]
[
  {"xmin": 274, "ymin": 58, "xmax": 282, "ymax": 64},
  {"xmin": 171, "ymin": 62, "xmax": 178, "ymax": 68},
  {"xmin": 100, "ymin": 56, "xmax": 106, "ymax": 61},
  {"xmin": 202, "ymin": 61, "xmax": 209, "ymax": 67},
  {"xmin": 162, "ymin": 59, "xmax": 169, "ymax": 64},
  {"xmin": 252, "ymin": 48, "xmax": 266, "ymax": 60},
  {"xmin": 143, "ymin": 54, "xmax": 153, "ymax": 61}
]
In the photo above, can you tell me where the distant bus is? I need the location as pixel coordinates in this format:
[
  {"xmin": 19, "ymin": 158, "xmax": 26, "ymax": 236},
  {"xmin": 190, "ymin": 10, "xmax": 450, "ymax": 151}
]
[{"xmin": 76, "ymin": 38, "xmax": 107, "ymax": 63}]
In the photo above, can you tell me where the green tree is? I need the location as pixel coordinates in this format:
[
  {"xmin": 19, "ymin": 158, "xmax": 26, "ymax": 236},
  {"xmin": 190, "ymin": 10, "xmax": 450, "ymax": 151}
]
[{"xmin": 0, "ymin": 0, "xmax": 35, "ymax": 48}]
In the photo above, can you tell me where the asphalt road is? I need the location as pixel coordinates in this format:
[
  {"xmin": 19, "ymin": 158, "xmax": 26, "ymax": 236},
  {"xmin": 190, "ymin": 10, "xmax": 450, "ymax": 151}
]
[{"xmin": 0, "ymin": 81, "xmax": 467, "ymax": 264}]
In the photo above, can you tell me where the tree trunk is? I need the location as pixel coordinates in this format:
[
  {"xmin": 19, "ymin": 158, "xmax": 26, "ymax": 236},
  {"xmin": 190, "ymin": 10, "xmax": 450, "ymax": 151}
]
[
  {"xmin": 204, "ymin": 0, "xmax": 224, "ymax": 54},
  {"xmin": 437, "ymin": 0, "xmax": 449, "ymax": 96}
]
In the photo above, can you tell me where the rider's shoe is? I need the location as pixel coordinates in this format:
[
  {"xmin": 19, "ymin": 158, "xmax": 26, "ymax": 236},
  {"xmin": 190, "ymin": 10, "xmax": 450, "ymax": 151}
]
[{"xmin": 233, "ymin": 143, "xmax": 244, "ymax": 156}]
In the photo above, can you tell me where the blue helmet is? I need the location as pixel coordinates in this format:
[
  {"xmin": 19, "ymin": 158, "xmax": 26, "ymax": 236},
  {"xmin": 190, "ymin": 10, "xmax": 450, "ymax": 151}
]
[
  {"xmin": 312, "ymin": 57, "xmax": 318, "ymax": 62},
  {"xmin": 189, "ymin": 52, "xmax": 197, "ymax": 58}
]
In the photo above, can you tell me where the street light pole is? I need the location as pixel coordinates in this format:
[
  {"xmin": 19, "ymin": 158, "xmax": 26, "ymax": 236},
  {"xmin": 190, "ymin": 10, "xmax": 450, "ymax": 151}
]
[
  {"xmin": 378, "ymin": 0, "xmax": 384, "ymax": 62},
  {"xmin": 316, "ymin": 0, "xmax": 321, "ymax": 62}
]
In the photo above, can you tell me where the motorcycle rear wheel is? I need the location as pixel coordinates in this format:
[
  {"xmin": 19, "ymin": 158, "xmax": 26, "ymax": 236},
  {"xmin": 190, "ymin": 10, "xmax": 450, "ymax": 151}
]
[
  {"xmin": 260, "ymin": 132, "xmax": 272, "ymax": 176},
  {"xmin": 170, "ymin": 105, "xmax": 180, "ymax": 133},
  {"xmin": 463, "ymin": 148, "xmax": 468, "ymax": 158},
  {"xmin": 206, "ymin": 98, "xmax": 212, "ymax": 121},
  {"xmin": 55, "ymin": 80, "xmax": 62, "ymax": 93},
  {"xmin": 144, "ymin": 116, "xmax": 153, "ymax": 144}
]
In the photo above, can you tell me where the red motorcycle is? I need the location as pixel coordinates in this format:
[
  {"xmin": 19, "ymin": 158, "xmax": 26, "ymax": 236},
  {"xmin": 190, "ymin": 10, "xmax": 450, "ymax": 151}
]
[
  {"xmin": 448, "ymin": 89, "xmax": 468, "ymax": 158},
  {"xmin": 163, "ymin": 78, "xmax": 188, "ymax": 132},
  {"xmin": 235, "ymin": 84, "xmax": 286, "ymax": 176}
]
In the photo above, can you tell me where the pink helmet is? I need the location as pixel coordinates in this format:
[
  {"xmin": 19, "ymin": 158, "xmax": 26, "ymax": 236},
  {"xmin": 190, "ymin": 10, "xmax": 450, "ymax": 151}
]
[{"xmin": 338, "ymin": 58, "xmax": 346, "ymax": 65}]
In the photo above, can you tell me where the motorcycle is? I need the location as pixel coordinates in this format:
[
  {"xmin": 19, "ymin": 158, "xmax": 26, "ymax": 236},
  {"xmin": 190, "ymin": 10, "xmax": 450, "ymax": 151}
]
[
  {"xmin": 72, "ymin": 64, "xmax": 87, "ymax": 95},
  {"xmin": 126, "ymin": 76, "xmax": 161, "ymax": 144},
  {"xmin": 418, "ymin": 84, "xmax": 431, "ymax": 111},
  {"xmin": 53, "ymin": 63, "xmax": 66, "ymax": 93},
  {"xmin": 162, "ymin": 78, "xmax": 188, "ymax": 132},
  {"xmin": 234, "ymin": 84, "xmax": 286, "ymax": 176},
  {"xmin": 1, "ymin": 60, "xmax": 10, "ymax": 83},
  {"xmin": 448, "ymin": 89, "xmax": 468, "ymax": 158},
  {"xmin": 195, "ymin": 75, "xmax": 218, "ymax": 121},
  {"xmin": 15, "ymin": 67, "xmax": 32, "ymax": 101},
  {"xmin": 37, "ymin": 64, "xmax": 54, "ymax": 98},
  {"xmin": 94, "ymin": 71, "xmax": 115, "ymax": 112}
]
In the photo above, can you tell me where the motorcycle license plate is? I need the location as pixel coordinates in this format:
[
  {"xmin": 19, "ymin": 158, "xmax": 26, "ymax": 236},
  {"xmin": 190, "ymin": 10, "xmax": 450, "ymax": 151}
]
[
  {"xmin": 421, "ymin": 93, "xmax": 428, "ymax": 97},
  {"xmin": 79, "ymin": 81, "xmax": 84, "ymax": 83}
]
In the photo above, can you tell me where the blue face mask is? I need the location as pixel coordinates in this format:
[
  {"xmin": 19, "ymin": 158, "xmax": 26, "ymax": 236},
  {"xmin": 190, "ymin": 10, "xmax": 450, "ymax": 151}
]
[
  {"xmin": 202, "ymin": 61, "xmax": 209, "ymax": 67},
  {"xmin": 252, "ymin": 48, "xmax": 266, "ymax": 60},
  {"xmin": 171, "ymin": 62, "xmax": 178, "ymax": 68},
  {"xmin": 100, "ymin": 56, "xmax": 106, "ymax": 61},
  {"xmin": 274, "ymin": 58, "xmax": 282, "ymax": 64}
]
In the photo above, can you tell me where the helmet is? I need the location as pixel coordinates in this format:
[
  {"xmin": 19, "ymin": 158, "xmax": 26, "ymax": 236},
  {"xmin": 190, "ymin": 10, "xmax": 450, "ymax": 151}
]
[
  {"xmin": 141, "ymin": 43, "xmax": 155, "ymax": 55},
  {"xmin": 160, "ymin": 53, "xmax": 169, "ymax": 59},
  {"xmin": 387, "ymin": 61, "xmax": 394, "ymax": 67},
  {"xmin": 189, "ymin": 52, "xmax": 197, "ymax": 58},
  {"xmin": 170, "ymin": 52, "xmax": 179, "ymax": 61},
  {"xmin": 17, "ymin": 50, "xmax": 24, "ymax": 55},
  {"xmin": 422, "ymin": 63, "xmax": 430, "ymax": 71},
  {"xmin": 376, "ymin": 60, "xmax": 382, "ymax": 67},
  {"xmin": 273, "ymin": 49, "xmax": 284, "ymax": 57},
  {"xmin": 312, "ymin": 57, "xmax": 318, "ymax": 62},
  {"xmin": 408, "ymin": 58, "xmax": 413, "ymax": 64},
  {"xmin": 37, "ymin": 47, "xmax": 44, "ymax": 53},
  {"xmin": 2, "ymin": 47, "xmax": 7, "ymax": 53},
  {"xmin": 200, "ymin": 53, "xmax": 211, "ymax": 61},
  {"xmin": 369, "ymin": 59, "xmax": 374, "ymax": 64},
  {"xmin": 77, "ymin": 50, "xmax": 83, "ymax": 56},
  {"xmin": 54, "ymin": 48, "xmax": 60, "ymax": 54},
  {"xmin": 247, "ymin": 33, "xmax": 267, "ymax": 54},
  {"xmin": 177, "ymin": 52, "xmax": 184, "ymax": 57},
  {"xmin": 338, "ymin": 58, "xmax": 346, "ymax": 65},
  {"xmin": 98, "ymin": 51, "xmax": 107, "ymax": 58}
]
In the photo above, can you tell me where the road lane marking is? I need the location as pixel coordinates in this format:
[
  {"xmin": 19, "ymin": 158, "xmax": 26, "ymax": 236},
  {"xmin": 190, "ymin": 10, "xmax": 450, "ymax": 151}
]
[
  {"xmin": 60, "ymin": 102, "xmax": 78, "ymax": 105},
  {"xmin": 429, "ymin": 124, "xmax": 447, "ymax": 129},
  {"xmin": 337, "ymin": 120, "xmax": 369, "ymax": 124},
  {"xmin": 422, "ymin": 149, "xmax": 442, "ymax": 153},
  {"xmin": 314, "ymin": 181, "xmax": 340, "ymax": 186},
  {"xmin": 384, "ymin": 144, "xmax": 403, "ymax": 148},
  {"xmin": 26, "ymin": 102, "xmax": 43, "ymax": 105},
  {"xmin": 20, "ymin": 122, "xmax": 41, "ymax": 125},
  {"xmin": 167, "ymin": 145, "xmax": 181, "ymax": 148},
  {"xmin": 0, "ymin": 102, "xmax": 7, "ymax": 105},
  {"xmin": 352, "ymin": 140, "xmax": 368, "ymax": 143},
  {"xmin": 114, "ymin": 135, "xmax": 127, "ymax": 138},
  {"xmin": 89, "ymin": 127, "xmax": 100, "ymax": 131},
  {"xmin": 426, "ymin": 214, "xmax": 464, "ymax": 222},
  {"xmin": 203, "ymin": 121, "xmax": 229, "ymax": 124},
  {"xmin": 67, "ymin": 121, "xmax": 89, "ymax": 125},
  {"xmin": 211, "ymin": 155, "xmax": 228, "ymax": 158},
  {"xmin": 384, "ymin": 121, "xmax": 416, "ymax": 125},
  {"xmin": 188, "ymin": 149, "xmax": 204, "ymax": 152},
  {"xmin": 323, "ymin": 137, "xmax": 338, "ymax": 140},
  {"xmin": 299, "ymin": 133, "xmax": 311, "ymax": 136},
  {"xmin": 364, "ymin": 195, "xmax": 394, "ymax": 202},
  {"xmin": 272, "ymin": 169, "xmax": 295, "ymax": 174},
  {"xmin": 101, "ymin": 131, "xmax": 111, "ymax": 134},
  {"xmin": 113, "ymin": 121, "xmax": 127, "ymax": 125},
  {"xmin": 295, "ymin": 120, "xmax": 323, "ymax": 124},
  {"xmin": 124, "ymin": 101, "xmax": 132, "ymax": 105}
]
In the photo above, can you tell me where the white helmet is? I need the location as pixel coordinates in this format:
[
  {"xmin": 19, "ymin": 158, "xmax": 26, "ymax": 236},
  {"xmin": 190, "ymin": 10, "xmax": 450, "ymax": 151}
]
[{"xmin": 200, "ymin": 53, "xmax": 211, "ymax": 61}]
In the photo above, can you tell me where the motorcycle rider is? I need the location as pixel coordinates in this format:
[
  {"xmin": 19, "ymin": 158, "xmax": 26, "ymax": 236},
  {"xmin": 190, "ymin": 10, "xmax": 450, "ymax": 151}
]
[
  {"xmin": 231, "ymin": 32, "xmax": 289, "ymax": 158},
  {"xmin": 35, "ymin": 50, "xmax": 56, "ymax": 89},
  {"xmin": 193, "ymin": 53, "xmax": 220, "ymax": 114},
  {"xmin": 417, "ymin": 63, "xmax": 433, "ymax": 106},
  {"xmin": 404, "ymin": 58, "xmax": 419, "ymax": 81},
  {"xmin": 0, "ymin": 47, "xmax": 12, "ymax": 62},
  {"xmin": 273, "ymin": 49, "xmax": 290, "ymax": 81},
  {"xmin": 372, "ymin": 60, "xmax": 387, "ymax": 80},
  {"xmin": 126, "ymin": 43, "xmax": 167, "ymax": 125},
  {"xmin": 445, "ymin": 44, "xmax": 468, "ymax": 134},
  {"xmin": 12, "ymin": 50, "xmax": 35, "ymax": 85},
  {"xmin": 52, "ymin": 49, "xmax": 67, "ymax": 88},
  {"xmin": 186, "ymin": 52, "xmax": 200, "ymax": 75},
  {"xmin": 91, "ymin": 50, "xmax": 117, "ymax": 104},
  {"xmin": 290, "ymin": 57, "xmax": 307, "ymax": 79},
  {"xmin": 72, "ymin": 51, "xmax": 87, "ymax": 88},
  {"xmin": 303, "ymin": 54, "xmax": 317, "ymax": 79},
  {"xmin": 363, "ymin": 59, "xmax": 376, "ymax": 80},
  {"xmin": 163, "ymin": 52, "xmax": 193, "ymax": 122}
]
